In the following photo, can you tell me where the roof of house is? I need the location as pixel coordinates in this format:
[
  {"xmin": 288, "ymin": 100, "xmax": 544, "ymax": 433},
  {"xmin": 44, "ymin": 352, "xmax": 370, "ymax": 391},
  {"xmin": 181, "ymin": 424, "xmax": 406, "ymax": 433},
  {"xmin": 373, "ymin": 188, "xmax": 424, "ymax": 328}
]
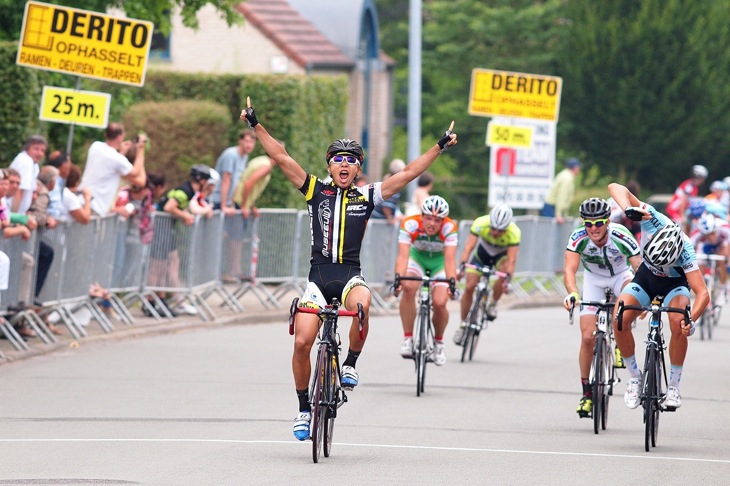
[{"xmin": 238, "ymin": 0, "xmax": 354, "ymax": 70}]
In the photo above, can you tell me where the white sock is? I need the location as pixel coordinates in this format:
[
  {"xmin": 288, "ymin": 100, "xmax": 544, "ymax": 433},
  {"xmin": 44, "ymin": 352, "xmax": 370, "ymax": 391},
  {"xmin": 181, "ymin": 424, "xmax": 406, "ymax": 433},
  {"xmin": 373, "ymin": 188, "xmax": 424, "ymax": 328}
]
[
  {"xmin": 669, "ymin": 364, "xmax": 683, "ymax": 388},
  {"xmin": 623, "ymin": 354, "xmax": 641, "ymax": 379}
]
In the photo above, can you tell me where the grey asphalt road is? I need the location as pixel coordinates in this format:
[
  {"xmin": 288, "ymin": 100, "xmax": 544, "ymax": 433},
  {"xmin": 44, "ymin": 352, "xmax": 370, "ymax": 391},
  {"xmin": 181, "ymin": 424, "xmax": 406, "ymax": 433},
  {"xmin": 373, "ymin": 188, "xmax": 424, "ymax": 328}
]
[{"xmin": 1, "ymin": 303, "xmax": 729, "ymax": 485}]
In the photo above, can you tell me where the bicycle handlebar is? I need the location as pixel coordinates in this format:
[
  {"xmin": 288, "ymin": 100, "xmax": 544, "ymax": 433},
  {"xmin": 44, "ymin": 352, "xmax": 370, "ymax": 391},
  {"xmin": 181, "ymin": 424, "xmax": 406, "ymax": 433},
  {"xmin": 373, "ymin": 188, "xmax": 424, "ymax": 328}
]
[
  {"xmin": 393, "ymin": 273, "xmax": 456, "ymax": 294},
  {"xmin": 288, "ymin": 297, "xmax": 366, "ymax": 339},
  {"xmin": 461, "ymin": 263, "xmax": 510, "ymax": 280},
  {"xmin": 616, "ymin": 300, "xmax": 691, "ymax": 332}
]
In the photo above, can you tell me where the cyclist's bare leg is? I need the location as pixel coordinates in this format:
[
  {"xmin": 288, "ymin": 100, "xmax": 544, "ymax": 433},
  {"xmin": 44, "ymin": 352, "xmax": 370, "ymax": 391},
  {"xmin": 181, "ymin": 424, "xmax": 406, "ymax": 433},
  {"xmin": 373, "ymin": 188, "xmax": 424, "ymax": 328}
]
[
  {"xmin": 579, "ymin": 314, "xmax": 596, "ymax": 378},
  {"xmin": 667, "ymin": 294, "xmax": 690, "ymax": 366},
  {"xmin": 345, "ymin": 284, "xmax": 371, "ymax": 352},
  {"xmin": 612, "ymin": 294, "xmax": 640, "ymax": 359},
  {"xmin": 398, "ymin": 277, "xmax": 421, "ymax": 335},
  {"xmin": 292, "ymin": 313, "xmax": 321, "ymax": 390},
  {"xmin": 492, "ymin": 276, "xmax": 506, "ymax": 302},
  {"xmin": 431, "ymin": 284, "xmax": 450, "ymax": 338},
  {"xmin": 719, "ymin": 245, "xmax": 729, "ymax": 285},
  {"xmin": 460, "ymin": 272, "xmax": 479, "ymax": 321}
]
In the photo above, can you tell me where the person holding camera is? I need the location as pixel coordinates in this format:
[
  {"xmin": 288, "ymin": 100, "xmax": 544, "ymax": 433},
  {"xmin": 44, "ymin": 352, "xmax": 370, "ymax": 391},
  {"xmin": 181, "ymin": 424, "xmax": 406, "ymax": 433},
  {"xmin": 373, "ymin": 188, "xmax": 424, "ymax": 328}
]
[{"xmin": 80, "ymin": 122, "xmax": 147, "ymax": 216}]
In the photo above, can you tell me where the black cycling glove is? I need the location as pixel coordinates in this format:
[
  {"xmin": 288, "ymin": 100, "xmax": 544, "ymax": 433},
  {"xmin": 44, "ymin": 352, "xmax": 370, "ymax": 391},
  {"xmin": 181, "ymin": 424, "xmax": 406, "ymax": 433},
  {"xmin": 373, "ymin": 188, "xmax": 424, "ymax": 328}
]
[
  {"xmin": 624, "ymin": 206, "xmax": 644, "ymax": 222},
  {"xmin": 437, "ymin": 129, "xmax": 453, "ymax": 152},
  {"xmin": 243, "ymin": 105, "xmax": 259, "ymax": 128}
]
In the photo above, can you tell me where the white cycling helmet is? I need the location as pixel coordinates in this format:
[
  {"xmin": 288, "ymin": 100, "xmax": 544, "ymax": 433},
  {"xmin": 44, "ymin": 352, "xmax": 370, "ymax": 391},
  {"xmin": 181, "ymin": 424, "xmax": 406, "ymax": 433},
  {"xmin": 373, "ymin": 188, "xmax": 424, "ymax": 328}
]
[
  {"xmin": 421, "ymin": 195, "xmax": 449, "ymax": 218},
  {"xmin": 643, "ymin": 224, "xmax": 684, "ymax": 267},
  {"xmin": 490, "ymin": 203, "xmax": 513, "ymax": 230},
  {"xmin": 692, "ymin": 164, "xmax": 708, "ymax": 179},
  {"xmin": 710, "ymin": 180, "xmax": 727, "ymax": 192},
  {"xmin": 697, "ymin": 214, "xmax": 717, "ymax": 235},
  {"xmin": 207, "ymin": 168, "xmax": 221, "ymax": 186}
]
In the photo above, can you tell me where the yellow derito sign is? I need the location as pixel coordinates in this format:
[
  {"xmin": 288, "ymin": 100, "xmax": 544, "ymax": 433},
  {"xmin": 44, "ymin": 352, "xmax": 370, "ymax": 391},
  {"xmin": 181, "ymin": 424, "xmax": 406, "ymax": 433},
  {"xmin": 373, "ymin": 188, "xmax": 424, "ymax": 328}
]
[
  {"xmin": 486, "ymin": 122, "xmax": 533, "ymax": 149},
  {"xmin": 17, "ymin": 1, "xmax": 153, "ymax": 87},
  {"xmin": 469, "ymin": 68, "xmax": 562, "ymax": 122},
  {"xmin": 39, "ymin": 86, "xmax": 111, "ymax": 128}
]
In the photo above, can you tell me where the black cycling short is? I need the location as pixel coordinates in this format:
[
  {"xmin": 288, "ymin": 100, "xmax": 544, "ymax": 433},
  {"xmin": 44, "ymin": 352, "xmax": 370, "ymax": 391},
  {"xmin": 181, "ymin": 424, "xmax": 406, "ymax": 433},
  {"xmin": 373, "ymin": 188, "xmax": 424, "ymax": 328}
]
[
  {"xmin": 472, "ymin": 247, "xmax": 504, "ymax": 269},
  {"xmin": 628, "ymin": 264, "xmax": 689, "ymax": 301},
  {"xmin": 308, "ymin": 263, "xmax": 363, "ymax": 304}
]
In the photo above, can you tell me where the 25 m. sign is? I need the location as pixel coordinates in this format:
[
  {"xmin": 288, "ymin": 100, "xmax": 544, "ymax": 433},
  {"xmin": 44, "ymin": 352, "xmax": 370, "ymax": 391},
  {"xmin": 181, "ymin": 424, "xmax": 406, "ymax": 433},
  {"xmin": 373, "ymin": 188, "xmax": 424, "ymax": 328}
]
[
  {"xmin": 39, "ymin": 86, "xmax": 111, "ymax": 129},
  {"xmin": 469, "ymin": 68, "xmax": 562, "ymax": 122},
  {"xmin": 17, "ymin": 1, "xmax": 153, "ymax": 86}
]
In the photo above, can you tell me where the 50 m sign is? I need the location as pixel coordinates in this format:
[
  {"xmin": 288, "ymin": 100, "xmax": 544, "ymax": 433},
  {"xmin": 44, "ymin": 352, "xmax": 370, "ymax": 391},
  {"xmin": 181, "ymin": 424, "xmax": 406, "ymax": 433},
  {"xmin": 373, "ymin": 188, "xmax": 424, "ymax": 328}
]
[{"xmin": 17, "ymin": 1, "xmax": 153, "ymax": 86}]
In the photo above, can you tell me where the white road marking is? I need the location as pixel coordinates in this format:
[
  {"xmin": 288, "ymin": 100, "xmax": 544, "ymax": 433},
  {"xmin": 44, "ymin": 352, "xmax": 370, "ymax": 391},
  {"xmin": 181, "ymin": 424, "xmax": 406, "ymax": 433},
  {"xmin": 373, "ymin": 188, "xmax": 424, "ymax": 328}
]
[{"xmin": 1, "ymin": 438, "xmax": 729, "ymax": 464}]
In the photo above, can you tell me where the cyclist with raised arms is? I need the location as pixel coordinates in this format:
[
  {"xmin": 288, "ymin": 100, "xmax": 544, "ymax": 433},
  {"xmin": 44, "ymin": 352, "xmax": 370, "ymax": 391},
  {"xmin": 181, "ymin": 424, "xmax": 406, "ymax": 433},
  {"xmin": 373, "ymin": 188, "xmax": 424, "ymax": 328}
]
[
  {"xmin": 607, "ymin": 183, "xmax": 709, "ymax": 410},
  {"xmin": 690, "ymin": 213, "xmax": 730, "ymax": 305},
  {"xmin": 394, "ymin": 195, "xmax": 458, "ymax": 365},
  {"xmin": 239, "ymin": 99, "xmax": 457, "ymax": 440},
  {"xmin": 453, "ymin": 204, "xmax": 520, "ymax": 344},
  {"xmin": 563, "ymin": 198, "xmax": 642, "ymax": 418}
]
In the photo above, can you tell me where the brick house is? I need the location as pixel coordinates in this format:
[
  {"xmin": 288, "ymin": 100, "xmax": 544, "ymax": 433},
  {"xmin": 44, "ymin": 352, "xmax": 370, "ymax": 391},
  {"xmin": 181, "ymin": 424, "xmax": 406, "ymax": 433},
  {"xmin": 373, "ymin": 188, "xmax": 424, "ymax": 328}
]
[{"xmin": 150, "ymin": 0, "xmax": 395, "ymax": 179}]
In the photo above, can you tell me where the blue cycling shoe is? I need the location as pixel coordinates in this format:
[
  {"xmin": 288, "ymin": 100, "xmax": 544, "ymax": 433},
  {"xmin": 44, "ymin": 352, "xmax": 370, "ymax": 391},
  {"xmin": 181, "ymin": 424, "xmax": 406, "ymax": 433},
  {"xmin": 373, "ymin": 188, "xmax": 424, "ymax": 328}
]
[
  {"xmin": 341, "ymin": 365, "xmax": 359, "ymax": 390},
  {"xmin": 293, "ymin": 411, "xmax": 311, "ymax": 441}
]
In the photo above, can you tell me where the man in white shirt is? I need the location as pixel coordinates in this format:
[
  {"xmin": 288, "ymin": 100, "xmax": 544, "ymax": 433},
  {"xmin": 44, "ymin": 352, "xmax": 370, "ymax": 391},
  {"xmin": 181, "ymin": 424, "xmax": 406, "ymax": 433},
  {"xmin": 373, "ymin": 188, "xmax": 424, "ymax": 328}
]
[
  {"xmin": 80, "ymin": 122, "xmax": 147, "ymax": 216},
  {"xmin": 9, "ymin": 135, "xmax": 47, "ymax": 213}
]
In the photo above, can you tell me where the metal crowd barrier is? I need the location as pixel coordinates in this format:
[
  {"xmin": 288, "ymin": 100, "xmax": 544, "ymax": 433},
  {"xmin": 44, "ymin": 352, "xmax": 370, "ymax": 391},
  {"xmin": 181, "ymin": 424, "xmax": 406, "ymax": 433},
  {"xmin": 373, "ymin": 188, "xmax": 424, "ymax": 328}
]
[{"xmin": 3, "ymin": 208, "xmax": 583, "ymax": 357}]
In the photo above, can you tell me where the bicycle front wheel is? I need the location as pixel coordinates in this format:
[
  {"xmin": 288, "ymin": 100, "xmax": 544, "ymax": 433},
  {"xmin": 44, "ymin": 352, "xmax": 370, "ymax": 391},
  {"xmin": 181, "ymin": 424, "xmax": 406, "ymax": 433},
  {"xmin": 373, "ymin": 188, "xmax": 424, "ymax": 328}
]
[
  {"xmin": 323, "ymin": 353, "xmax": 338, "ymax": 457},
  {"xmin": 416, "ymin": 310, "xmax": 429, "ymax": 396},
  {"xmin": 461, "ymin": 291, "xmax": 483, "ymax": 362},
  {"xmin": 311, "ymin": 346, "xmax": 328, "ymax": 463},
  {"xmin": 643, "ymin": 347, "xmax": 658, "ymax": 452},
  {"xmin": 591, "ymin": 336, "xmax": 605, "ymax": 435}
]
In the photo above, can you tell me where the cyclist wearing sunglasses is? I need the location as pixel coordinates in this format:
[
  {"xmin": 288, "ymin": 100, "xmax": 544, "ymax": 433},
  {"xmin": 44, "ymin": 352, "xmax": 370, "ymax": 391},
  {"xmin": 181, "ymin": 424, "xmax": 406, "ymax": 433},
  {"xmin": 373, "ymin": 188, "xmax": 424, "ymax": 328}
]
[
  {"xmin": 563, "ymin": 197, "xmax": 642, "ymax": 417},
  {"xmin": 240, "ymin": 98, "xmax": 458, "ymax": 440},
  {"xmin": 394, "ymin": 195, "xmax": 458, "ymax": 365},
  {"xmin": 607, "ymin": 183, "xmax": 709, "ymax": 410},
  {"xmin": 454, "ymin": 203, "xmax": 520, "ymax": 344}
]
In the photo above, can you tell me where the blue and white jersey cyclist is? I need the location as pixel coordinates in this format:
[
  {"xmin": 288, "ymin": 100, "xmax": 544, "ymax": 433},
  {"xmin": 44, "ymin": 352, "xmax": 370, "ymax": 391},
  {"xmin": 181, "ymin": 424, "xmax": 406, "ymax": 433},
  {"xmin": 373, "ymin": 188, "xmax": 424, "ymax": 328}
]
[
  {"xmin": 240, "ymin": 98, "xmax": 458, "ymax": 441},
  {"xmin": 607, "ymin": 183, "xmax": 709, "ymax": 412},
  {"xmin": 563, "ymin": 197, "xmax": 642, "ymax": 418}
]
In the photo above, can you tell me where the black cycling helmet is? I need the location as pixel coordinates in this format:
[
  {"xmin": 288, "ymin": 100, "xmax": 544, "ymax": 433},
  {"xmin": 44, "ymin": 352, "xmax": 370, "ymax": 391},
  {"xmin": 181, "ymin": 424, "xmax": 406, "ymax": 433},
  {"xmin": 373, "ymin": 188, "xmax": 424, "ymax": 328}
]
[
  {"xmin": 325, "ymin": 139, "xmax": 364, "ymax": 163},
  {"xmin": 579, "ymin": 197, "xmax": 610, "ymax": 219},
  {"xmin": 190, "ymin": 164, "xmax": 212, "ymax": 182}
]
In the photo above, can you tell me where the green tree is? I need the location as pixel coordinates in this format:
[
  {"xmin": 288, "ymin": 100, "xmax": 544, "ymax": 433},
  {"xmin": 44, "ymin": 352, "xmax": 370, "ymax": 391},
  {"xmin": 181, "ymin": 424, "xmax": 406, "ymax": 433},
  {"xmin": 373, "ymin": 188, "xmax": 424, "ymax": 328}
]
[
  {"xmin": 554, "ymin": 0, "xmax": 730, "ymax": 191},
  {"xmin": 376, "ymin": 0, "xmax": 566, "ymax": 218},
  {"xmin": 0, "ymin": 0, "xmax": 242, "ymax": 41}
]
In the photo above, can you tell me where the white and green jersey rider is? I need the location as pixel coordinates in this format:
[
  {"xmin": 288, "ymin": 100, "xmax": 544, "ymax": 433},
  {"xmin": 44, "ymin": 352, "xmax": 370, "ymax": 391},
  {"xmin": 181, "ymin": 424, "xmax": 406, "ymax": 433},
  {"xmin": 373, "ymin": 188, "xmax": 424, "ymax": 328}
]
[{"xmin": 565, "ymin": 222, "xmax": 640, "ymax": 277}]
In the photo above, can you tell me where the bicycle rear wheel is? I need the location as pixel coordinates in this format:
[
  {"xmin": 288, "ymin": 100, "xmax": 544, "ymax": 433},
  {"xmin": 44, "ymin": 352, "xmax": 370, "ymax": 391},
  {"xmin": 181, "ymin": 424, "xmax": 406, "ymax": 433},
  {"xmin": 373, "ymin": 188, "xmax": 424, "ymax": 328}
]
[
  {"xmin": 311, "ymin": 346, "xmax": 328, "ymax": 463},
  {"xmin": 591, "ymin": 336, "xmax": 605, "ymax": 435},
  {"xmin": 323, "ymin": 353, "xmax": 338, "ymax": 457}
]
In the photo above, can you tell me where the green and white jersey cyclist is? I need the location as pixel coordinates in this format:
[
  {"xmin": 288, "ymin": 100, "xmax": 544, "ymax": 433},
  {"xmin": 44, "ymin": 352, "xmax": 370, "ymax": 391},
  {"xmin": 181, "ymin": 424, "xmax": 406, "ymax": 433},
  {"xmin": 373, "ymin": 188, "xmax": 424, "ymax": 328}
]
[
  {"xmin": 394, "ymin": 195, "xmax": 458, "ymax": 365},
  {"xmin": 454, "ymin": 204, "xmax": 521, "ymax": 344},
  {"xmin": 563, "ymin": 197, "xmax": 641, "ymax": 418},
  {"xmin": 240, "ymin": 99, "xmax": 458, "ymax": 442}
]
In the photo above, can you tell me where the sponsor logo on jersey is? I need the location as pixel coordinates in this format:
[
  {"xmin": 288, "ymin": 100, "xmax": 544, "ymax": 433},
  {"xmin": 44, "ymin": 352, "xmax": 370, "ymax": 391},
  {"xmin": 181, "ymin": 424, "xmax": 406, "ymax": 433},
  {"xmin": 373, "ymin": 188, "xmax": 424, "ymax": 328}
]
[
  {"xmin": 319, "ymin": 200, "xmax": 332, "ymax": 257},
  {"xmin": 322, "ymin": 188, "xmax": 335, "ymax": 196},
  {"xmin": 348, "ymin": 204, "xmax": 367, "ymax": 211}
]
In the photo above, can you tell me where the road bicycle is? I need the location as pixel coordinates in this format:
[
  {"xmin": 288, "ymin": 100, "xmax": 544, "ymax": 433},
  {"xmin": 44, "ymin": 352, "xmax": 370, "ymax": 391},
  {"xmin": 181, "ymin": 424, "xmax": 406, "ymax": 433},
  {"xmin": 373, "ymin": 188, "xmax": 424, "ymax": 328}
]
[
  {"xmin": 393, "ymin": 272, "xmax": 455, "ymax": 397},
  {"xmin": 617, "ymin": 297, "xmax": 690, "ymax": 452},
  {"xmin": 697, "ymin": 254, "xmax": 726, "ymax": 340},
  {"xmin": 569, "ymin": 287, "xmax": 620, "ymax": 434},
  {"xmin": 459, "ymin": 263, "xmax": 508, "ymax": 362},
  {"xmin": 289, "ymin": 297, "xmax": 364, "ymax": 463}
]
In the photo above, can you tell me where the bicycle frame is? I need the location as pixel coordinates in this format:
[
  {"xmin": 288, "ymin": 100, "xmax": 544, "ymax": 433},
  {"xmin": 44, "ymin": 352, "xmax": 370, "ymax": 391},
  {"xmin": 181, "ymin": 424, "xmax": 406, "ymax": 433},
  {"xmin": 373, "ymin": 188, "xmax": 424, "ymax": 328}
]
[
  {"xmin": 617, "ymin": 298, "xmax": 690, "ymax": 451},
  {"xmin": 460, "ymin": 263, "xmax": 508, "ymax": 362},
  {"xmin": 698, "ymin": 254, "xmax": 726, "ymax": 340},
  {"xmin": 394, "ymin": 272, "xmax": 455, "ymax": 396},
  {"xmin": 579, "ymin": 287, "xmax": 617, "ymax": 434},
  {"xmin": 289, "ymin": 297, "xmax": 364, "ymax": 463}
]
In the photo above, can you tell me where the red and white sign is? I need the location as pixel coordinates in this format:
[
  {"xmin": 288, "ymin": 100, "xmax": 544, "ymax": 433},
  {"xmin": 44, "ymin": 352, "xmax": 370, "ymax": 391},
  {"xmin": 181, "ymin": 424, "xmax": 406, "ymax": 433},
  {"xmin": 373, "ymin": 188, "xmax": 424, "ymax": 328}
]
[{"xmin": 488, "ymin": 118, "xmax": 556, "ymax": 210}]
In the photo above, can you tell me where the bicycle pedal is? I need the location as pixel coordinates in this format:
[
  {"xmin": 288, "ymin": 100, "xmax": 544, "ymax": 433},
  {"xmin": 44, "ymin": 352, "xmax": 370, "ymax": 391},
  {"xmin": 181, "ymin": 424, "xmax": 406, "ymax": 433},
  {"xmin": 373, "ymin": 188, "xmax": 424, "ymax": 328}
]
[
  {"xmin": 663, "ymin": 405, "xmax": 677, "ymax": 412},
  {"xmin": 577, "ymin": 411, "xmax": 591, "ymax": 419},
  {"xmin": 342, "ymin": 384, "xmax": 354, "ymax": 391}
]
